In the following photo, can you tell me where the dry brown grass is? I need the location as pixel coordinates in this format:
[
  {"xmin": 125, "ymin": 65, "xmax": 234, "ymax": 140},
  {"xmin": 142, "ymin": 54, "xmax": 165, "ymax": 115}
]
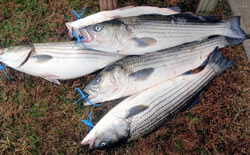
[{"xmin": 0, "ymin": 0, "xmax": 249, "ymax": 154}]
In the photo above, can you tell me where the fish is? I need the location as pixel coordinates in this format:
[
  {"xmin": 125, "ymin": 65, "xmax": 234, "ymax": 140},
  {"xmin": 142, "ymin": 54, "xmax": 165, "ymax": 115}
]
[
  {"xmin": 81, "ymin": 49, "xmax": 234, "ymax": 149},
  {"xmin": 0, "ymin": 42, "xmax": 123, "ymax": 84},
  {"xmin": 83, "ymin": 36, "xmax": 242, "ymax": 104},
  {"xmin": 66, "ymin": 6, "xmax": 181, "ymax": 38},
  {"xmin": 77, "ymin": 13, "xmax": 247, "ymax": 55}
]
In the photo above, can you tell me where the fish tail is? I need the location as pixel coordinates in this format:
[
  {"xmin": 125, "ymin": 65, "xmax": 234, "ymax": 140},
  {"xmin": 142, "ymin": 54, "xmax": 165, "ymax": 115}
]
[
  {"xmin": 207, "ymin": 47, "xmax": 235, "ymax": 76},
  {"xmin": 224, "ymin": 16, "xmax": 247, "ymax": 39},
  {"xmin": 223, "ymin": 36, "xmax": 246, "ymax": 46}
]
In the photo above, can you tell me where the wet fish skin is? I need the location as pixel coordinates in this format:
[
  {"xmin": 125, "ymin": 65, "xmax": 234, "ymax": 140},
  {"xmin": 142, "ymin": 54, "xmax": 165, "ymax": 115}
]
[
  {"xmin": 66, "ymin": 6, "xmax": 180, "ymax": 38},
  {"xmin": 0, "ymin": 42, "xmax": 123, "ymax": 84},
  {"xmin": 83, "ymin": 36, "xmax": 240, "ymax": 104},
  {"xmin": 79, "ymin": 14, "xmax": 247, "ymax": 55},
  {"xmin": 81, "ymin": 49, "xmax": 234, "ymax": 149}
]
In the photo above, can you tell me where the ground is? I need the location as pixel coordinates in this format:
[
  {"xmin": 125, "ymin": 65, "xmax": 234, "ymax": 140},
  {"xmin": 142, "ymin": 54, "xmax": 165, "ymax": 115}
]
[{"xmin": 0, "ymin": 0, "xmax": 249, "ymax": 154}]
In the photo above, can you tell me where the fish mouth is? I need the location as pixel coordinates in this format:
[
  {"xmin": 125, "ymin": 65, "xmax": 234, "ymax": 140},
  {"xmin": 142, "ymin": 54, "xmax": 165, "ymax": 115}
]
[
  {"xmin": 79, "ymin": 29, "xmax": 94, "ymax": 43},
  {"xmin": 18, "ymin": 48, "xmax": 34, "ymax": 67},
  {"xmin": 81, "ymin": 138, "xmax": 96, "ymax": 149}
]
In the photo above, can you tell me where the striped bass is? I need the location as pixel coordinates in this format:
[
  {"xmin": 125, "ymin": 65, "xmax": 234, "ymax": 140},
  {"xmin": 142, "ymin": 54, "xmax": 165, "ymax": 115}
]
[
  {"xmin": 66, "ymin": 6, "xmax": 180, "ymax": 38},
  {"xmin": 0, "ymin": 42, "xmax": 123, "ymax": 84},
  {"xmin": 83, "ymin": 36, "xmax": 242, "ymax": 104},
  {"xmin": 78, "ymin": 13, "xmax": 247, "ymax": 55},
  {"xmin": 81, "ymin": 49, "xmax": 234, "ymax": 149}
]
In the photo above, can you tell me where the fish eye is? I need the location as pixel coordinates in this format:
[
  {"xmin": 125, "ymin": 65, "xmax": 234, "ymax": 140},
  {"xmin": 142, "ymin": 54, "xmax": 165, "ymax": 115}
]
[
  {"xmin": 92, "ymin": 75, "xmax": 102, "ymax": 85},
  {"xmin": 100, "ymin": 142, "xmax": 107, "ymax": 147},
  {"xmin": 93, "ymin": 24, "xmax": 103, "ymax": 32}
]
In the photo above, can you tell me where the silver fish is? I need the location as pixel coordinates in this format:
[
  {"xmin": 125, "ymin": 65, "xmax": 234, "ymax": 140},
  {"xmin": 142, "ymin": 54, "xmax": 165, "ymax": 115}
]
[
  {"xmin": 83, "ymin": 36, "xmax": 241, "ymax": 104},
  {"xmin": 81, "ymin": 49, "xmax": 234, "ymax": 149},
  {"xmin": 77, "ymin": 13, "xmax": 246, "ymax": 55},
  {"xmin": 0, "ymin": 42, "xmax": 123, "ymax": 84},
  {"xmin": 66, "ymin": 6, "xmax": 180, "ymax": 38}
]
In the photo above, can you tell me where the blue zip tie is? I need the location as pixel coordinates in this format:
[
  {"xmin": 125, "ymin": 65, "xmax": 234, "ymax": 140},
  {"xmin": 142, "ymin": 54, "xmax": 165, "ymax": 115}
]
[
  {"xmin": 74, "ymin": 88, "xmax": 104, "ymax": 106},
  {"xmin": 0, "ymin": 64, "xmax": 10, "ymax": 80},
  {"xmin": 82, "ymin": 112, "xmax": 95, "ymax": 131},
  {"xmin": 73, "ymin": 8, "xmax": 86, "ymax": 20},
  {"xmin": 72, "ymin": 31, "xmax": 92, "ymax": 50}
]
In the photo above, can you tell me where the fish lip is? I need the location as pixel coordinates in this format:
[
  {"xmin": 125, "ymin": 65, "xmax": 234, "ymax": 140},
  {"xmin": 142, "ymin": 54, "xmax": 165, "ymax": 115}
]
[{"xmin": 81, "ymin": 138, "xmax": 96, "ymax": 149}]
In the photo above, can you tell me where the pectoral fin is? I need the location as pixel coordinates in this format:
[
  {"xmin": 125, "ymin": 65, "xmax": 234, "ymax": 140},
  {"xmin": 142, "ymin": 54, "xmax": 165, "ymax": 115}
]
[
  {"xmin": 32, "ymin": 55, "xmax": 53, "ymax": 63},
  {"xmin": 132, "ymin": 37, "xmax": 157, "ymax": 48},
  {"xmin": 129, "ymin": 68, "xmax": 154, "ymax": 81},
  {"xmin": 125, "ymin": 105, "xmax": 149, "ymax": 118}
]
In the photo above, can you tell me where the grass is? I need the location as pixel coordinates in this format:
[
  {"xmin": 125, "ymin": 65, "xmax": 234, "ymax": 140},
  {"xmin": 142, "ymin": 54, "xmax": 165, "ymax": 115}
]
[{"xmin": 0, "ymin": 0, "xmax": 249, "ymax": 154}]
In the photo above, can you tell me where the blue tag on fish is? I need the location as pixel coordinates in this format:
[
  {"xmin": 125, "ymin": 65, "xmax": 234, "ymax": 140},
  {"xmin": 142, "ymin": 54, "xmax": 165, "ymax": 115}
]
[
  {"xmin": 82, "ymin": 112, "xmax": 95, "ymax": 131},
  {"xmin": 74, "ymin": 88, "xmax": 104, "ymax": 106},
  {"xmin": 73, "ymin": 8, "xmax": 86, "ymax": 20},
  {"xmin": 0, "ymin": 64, "xmax": 10, "ymax": 80},
  {"xmin": 72, "ymin": 31, "xmax": 92, "ymax": 50}
]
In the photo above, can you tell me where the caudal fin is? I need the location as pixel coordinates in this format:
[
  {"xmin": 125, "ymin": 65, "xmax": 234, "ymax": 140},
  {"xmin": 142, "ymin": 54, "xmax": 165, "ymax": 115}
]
[
  {"xmin": 224, "ymin": 36, "xmax": 246, "ymax": 45},
  {"xmin": 207, "ymin": 47, "xmax": 234, "ymax": 76},
  {"xmin": 224, "ymin": 16, "xmax": 247, "ymax": 39}
]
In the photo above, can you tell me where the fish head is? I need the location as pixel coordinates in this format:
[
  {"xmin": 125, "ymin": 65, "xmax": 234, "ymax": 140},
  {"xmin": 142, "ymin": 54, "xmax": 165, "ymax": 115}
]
[
  {"xmin": 84, "ymin": 64, "xmax": 127, "ymax": 104},
  {"xmin": 81, "ymin": 115, "xmax": 130, "ymax": 149},
  {"xmin": 79, "ymin": 20, "xmax": 131, "ymax": 51},
  {"xmin": 0, "ymin": 45, "xmax": 33, "ymax": 68}
]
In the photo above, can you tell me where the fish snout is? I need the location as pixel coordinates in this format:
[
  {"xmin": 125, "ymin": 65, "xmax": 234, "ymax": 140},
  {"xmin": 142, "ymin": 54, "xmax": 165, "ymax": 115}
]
[
  {"xmin": 81, "ymin": 138, "xmax": 96, "ymax": 149},
  {"xmin": 65, "ymin": 23, "xmax": 74, "ymax": 38}
]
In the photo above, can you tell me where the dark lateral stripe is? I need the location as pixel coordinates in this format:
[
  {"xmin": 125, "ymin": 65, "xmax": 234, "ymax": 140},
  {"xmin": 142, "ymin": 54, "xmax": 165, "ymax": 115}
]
[{"xmin": 130, "ymin": 68, "xmax": 215, "ymax": 136}]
